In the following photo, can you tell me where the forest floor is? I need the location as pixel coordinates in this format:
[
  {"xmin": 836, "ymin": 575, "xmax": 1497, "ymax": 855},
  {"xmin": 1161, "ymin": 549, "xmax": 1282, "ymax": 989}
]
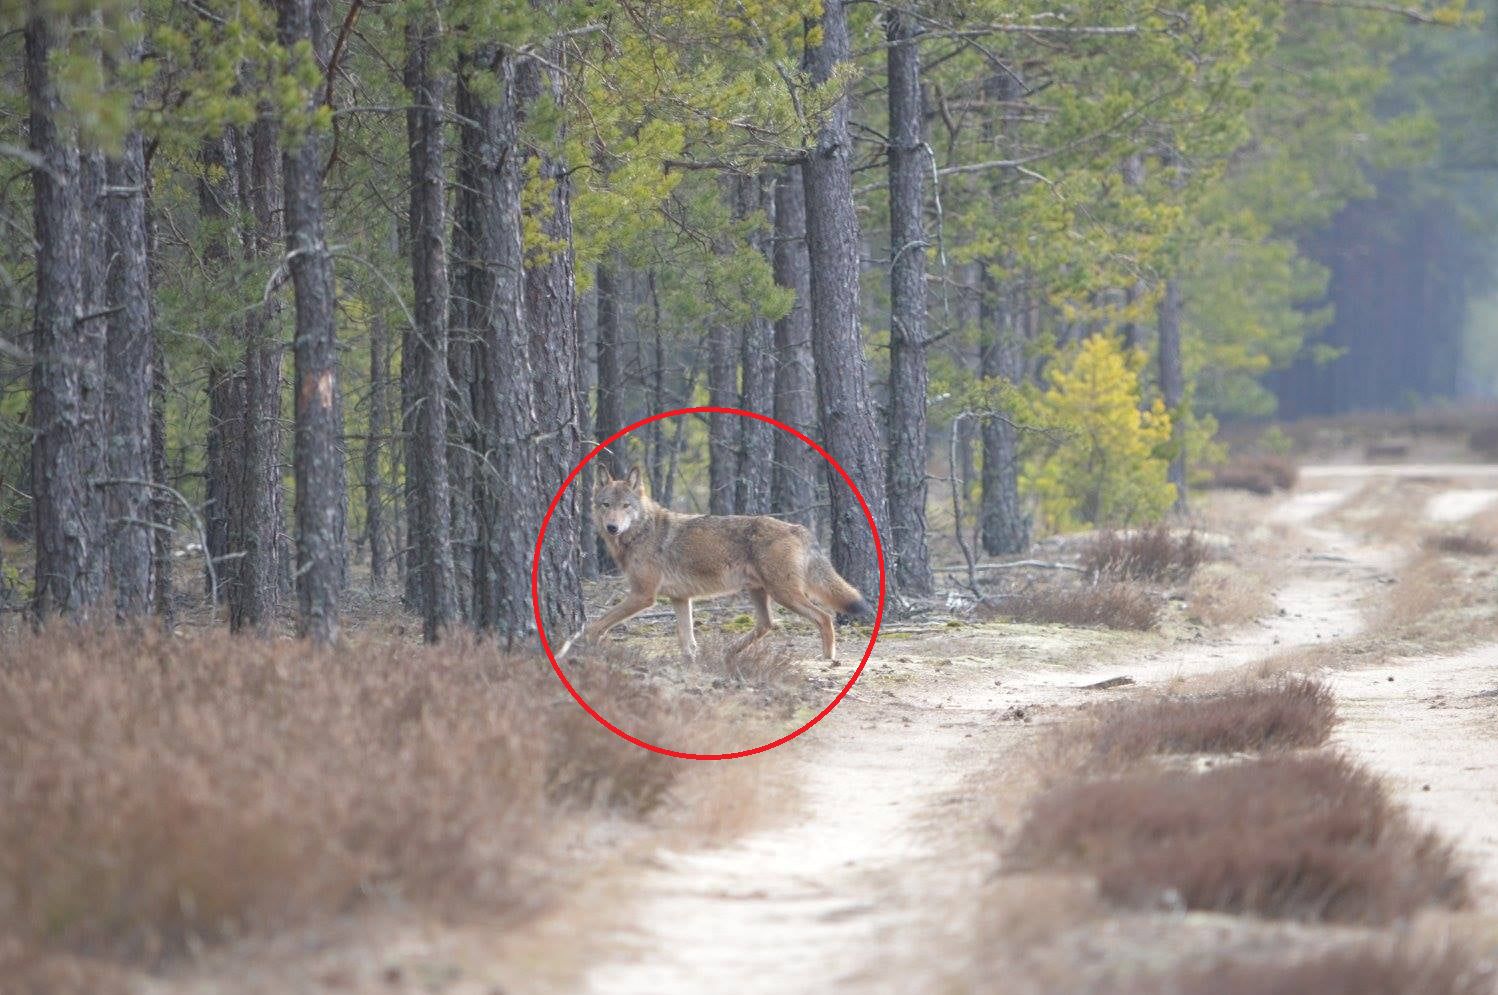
[{"xmin": 73, "ymin": 459, "xmax": 1498, "ymax": 994}]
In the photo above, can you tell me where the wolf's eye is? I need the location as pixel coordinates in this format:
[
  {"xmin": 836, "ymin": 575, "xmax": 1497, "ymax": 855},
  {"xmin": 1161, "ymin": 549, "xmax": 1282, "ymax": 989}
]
[{"xmin": 599, "ymin": 501, "xmax": 610, "ymax": 509}]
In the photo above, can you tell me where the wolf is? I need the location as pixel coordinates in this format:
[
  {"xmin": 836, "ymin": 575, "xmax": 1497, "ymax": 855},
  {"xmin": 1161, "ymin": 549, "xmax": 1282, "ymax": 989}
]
[{"xmin": 583, "ymin": 466, "xmax": 869, "ymax": 660}]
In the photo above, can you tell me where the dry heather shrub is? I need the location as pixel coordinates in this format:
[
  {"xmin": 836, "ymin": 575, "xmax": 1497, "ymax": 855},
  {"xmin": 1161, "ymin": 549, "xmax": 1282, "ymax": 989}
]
[
  {"xmin": 981, "ymin": 582, "xmax": 1160, "ymax": 631},
  {"xmin": 1007, "ymin": 753, "xmax": 1468, "ymax": 924},
  {"xmin": 0, "ymin": 626, "xmax": 697, "ymax": 961},
  {"xmin": 1467, "ymin": 424, "xmax": 1498, "ymax": 457},
  {"xmin": 1385, "ymin": 552, "xmax": 1457, "ymax": 630},
  {"xmin": 1131, "ymin": 943, "xmax": 1495, "ymax": 995},
  {"xmin": 691, "ymin": 635, "xmax": 802, "ymax": 699},
  {"xmin": 1091, "ymin": 678, "xmax": 1335, "ymax": 760},
  {"xmin": 1186, "ymin": 561, "xmax": 1274, "ymax": 628},
  {"xmin": 1424, "ymin": 531, "xmax": 1496, "ymax": 556},
  {"xmin": 1206, "ymin": 456, "xmax": 1300, "ymax": 495},
  {"xmin": 1080, "ymin": 526, "xmax": 1208, "ymax": 583}
]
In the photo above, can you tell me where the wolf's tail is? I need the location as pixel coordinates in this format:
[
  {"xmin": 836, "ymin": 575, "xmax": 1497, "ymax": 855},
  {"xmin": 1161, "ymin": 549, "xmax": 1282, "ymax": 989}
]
[{"xmin": 807, "ymin": 552, "xmax": 872, "ymax": 618}]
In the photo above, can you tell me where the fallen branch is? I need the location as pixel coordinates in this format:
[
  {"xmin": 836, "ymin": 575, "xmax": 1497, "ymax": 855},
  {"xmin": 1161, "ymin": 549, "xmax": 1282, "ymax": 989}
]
[{"xmin": 938, "ymin": 559, "xmax": 1084, "ymax": 573}]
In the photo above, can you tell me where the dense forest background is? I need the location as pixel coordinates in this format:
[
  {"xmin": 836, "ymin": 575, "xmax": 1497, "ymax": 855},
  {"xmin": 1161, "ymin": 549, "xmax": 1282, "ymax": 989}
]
[{"xmin": 1, "ymin": 0, "xmax": 1495, "ymax": 642}]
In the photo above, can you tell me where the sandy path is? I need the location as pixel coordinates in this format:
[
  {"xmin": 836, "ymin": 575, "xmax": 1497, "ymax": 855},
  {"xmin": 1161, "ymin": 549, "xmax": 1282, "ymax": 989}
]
[
  {"xmin": 581, "ymin": 481, "xmax": 1408, "ymax": 994},
  {"xmin": 1330, "ymin": 647, "xmax": 1498, "ymax": 901},
  {"xmin": 1425, "ymin": 489, "xmax": 1498, "ymax": 523}
]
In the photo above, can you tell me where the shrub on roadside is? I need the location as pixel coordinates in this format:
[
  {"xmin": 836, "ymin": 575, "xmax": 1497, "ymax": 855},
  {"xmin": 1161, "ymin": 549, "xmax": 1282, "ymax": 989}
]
[
  {"xmin": 979, "ymin": 581, "xmax": 1160, "ymax": 631},
  {"xmin": 1127, "ymin": 943, "xmax": 1494, "ymax": 995},
  {"xmin": 1205, "ymin": 455, "xmax": 1300, "ymax": 494},
  {"xmin": 1080, "ymin": 526, "xmax": 1208, "ymax": 583},
  {"xmin": 1423, "ymin": 530, "xmax": 1496, "ymax": 556},
  {"xmin": 1007, "ymin": 753, "xmax": 1468, "ymax": 924},
  {"xmin": 1090, "ymin": 678, "xmax": 1335, "ymax": 759},
  {"xmin": 0, "ymin": 626, "xmax": 706, "ymax": 961}
]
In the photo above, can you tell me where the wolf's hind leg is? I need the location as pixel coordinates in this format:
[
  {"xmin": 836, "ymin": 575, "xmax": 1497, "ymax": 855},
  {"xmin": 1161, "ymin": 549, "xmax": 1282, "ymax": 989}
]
[
  {"xmin": 769, "ymin": 587, "xmax": 837, "ymax": 660},
  {"xmin": 737, "ymin": 588, "xmax": 775, "ymax": 649}
]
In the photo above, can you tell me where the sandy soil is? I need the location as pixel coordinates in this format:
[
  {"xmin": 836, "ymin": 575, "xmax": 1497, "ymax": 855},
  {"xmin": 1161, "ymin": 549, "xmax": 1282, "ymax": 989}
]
[{"xmin": 562, "ymin": 466, "xmax": 1498, "ymax": 995}]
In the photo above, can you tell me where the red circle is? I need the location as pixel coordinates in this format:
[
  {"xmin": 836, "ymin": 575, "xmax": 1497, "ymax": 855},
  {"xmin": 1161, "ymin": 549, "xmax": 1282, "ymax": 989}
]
[{"xmin": 531, "ymin": 406, "xmax": 887, "ymax": 760}]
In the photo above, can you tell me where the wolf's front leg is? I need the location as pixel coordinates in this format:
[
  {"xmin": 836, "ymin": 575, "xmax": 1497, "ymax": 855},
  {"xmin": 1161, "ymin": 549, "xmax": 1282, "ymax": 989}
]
[
  {"xmin": 584, "ymin": 593, "xmax": 655, "ymax": 646},
  {"xmin": 671, "ymin": 597, "xmax": 698, "ymax": 660}
]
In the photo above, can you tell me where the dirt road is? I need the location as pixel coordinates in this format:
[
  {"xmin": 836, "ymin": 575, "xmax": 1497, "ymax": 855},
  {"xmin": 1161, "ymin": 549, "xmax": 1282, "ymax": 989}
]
[{"xmin": 571, "ymin": 466, "xmax": 1498, "ymax": 994}]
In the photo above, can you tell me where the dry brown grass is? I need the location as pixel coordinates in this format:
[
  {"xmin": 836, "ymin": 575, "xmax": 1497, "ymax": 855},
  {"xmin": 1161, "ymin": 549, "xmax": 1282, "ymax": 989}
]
[
  {"xmin": 690, "ymin": 635, "xmax": 802, "ymax": 698},
  {"xmin": 1007, "ymin": 753, "xmax": 1469, "ymax": 924},
  {"xmin": 1185, "ymin": 561, "xmax": 1275, "ymax": 628},
  {"xmin": 1424, "ymin": 530, "xmax": 1496, "ymax": 557},
  {"xmin": 1206, "ymin": 456, "xmax": 1300, "ymax": 495},
  {"xmin": 1384, "ymin": 551, "xmax": 1460, "ymax": 631},
  {"xmin": 1129, "ymin": 943, "xmax": 1495, "ymax": 995},
  {"xmin": 979, "ymin": 582, "xmax": 1161, "ymax": 631},
  {"xmin": 1090, "ymin": 678, "xmax": 1335, "ymax": 760},
  {"xmin": 0, "ymin": 626, "xmax": 729, "ymax": 963},
  {"xmin": 1467, "ymin": 424, "xmax": 1498, "ymax": 457},
  {"xmin": 1080, "ymin": 527, "xmax": 1208, "ymax": 583}
]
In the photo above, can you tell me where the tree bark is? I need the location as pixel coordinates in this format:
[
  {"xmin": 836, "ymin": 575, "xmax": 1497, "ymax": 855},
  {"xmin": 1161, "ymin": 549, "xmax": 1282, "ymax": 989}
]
[
  {"xmin": 404, "ymin": 19, "xmax": 460, "ymax": 641},
  {"xmin": 1157, "ymin": 277, "xmax": 1188, "ymax": 511},
  {"xmin": 736, "ymin": 174, "xmax": 776, "ymax": 516},
  {"xmin": 148, "ymin": 200, "xmax": 173, "ymax": 623},
  {"xmin": 707, "ymin": 315, "xmax": 738, "ymax": 516},
  {"xmin": 365, "ymin": 307, "xmax": 389, "ymax": 588},
  {"xmin": 229, "ymin": 119, "xmax": 286, "ymax": 634},
  {"xmin": 461, "ymin": 49, "xmax": 543, "ymax": 642},
  {"xmin": 280, "ymin": 0, "xmax": 343, "ymax": 644},
  {"xmin": 801, "ymin": 0, "xmax": 890, "ymax": 605},
  {"xmin": 594, "ymin": 259, "xmax": 627, "ymax": 572},
  {"xmin": 27, "ymin": 11, "xmax": 108, "ymax": 621},
  {"xmin": 198, "ymin": 132, "xmax": 239, "ymax": 605},
  {"xmin": 595, "ymin": 260, "xmax": 628, "ymax": 478},
  {"xmin": 771, "ymin": 169, "xmax": 818, "ymax": 529},
  {"xmin": 519, "ymin": 52, "xmax": 587, "ymax": 639},
  {"xmin": 979, "ymin": 266, "xmax": 1030, "ymax": 555},
  {"xmin": 103, "ymin": 116, "xmax": 156, "ymax": 616},
  {"xmin": 884, "ymin": 6, "xmax": 933, "ymax": 596},
  {"xmin": 101, "ymin": 11, "xmax": 155, "ymax": 616}
]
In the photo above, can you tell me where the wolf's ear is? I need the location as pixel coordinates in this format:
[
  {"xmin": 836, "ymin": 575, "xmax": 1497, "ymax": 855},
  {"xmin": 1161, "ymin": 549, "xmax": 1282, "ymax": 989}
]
[{"xmin": 626, "ymin": 465, "xmax": 643, "ymax": 492}]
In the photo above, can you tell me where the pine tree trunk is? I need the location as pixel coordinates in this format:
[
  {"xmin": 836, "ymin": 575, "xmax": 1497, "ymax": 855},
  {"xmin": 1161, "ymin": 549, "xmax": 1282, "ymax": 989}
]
[
  {"xmin": 403, "ymin": 19, "xmax": 460, "ymax": 640},
  {"xmin": 198, "ymin": 132, "xmax": 238, "ymax": 603},
  {"xmin": 230, "ymin": 119, "xmax": 286, "ymax": 633},
  {"xmin": 801, "ymin": 0, "xmax": 890, "ymax": 605},
  {"xmin": 771, "ymin": 169, "xmax": 818, "ymax": 529},
  {"xmin": 595, "ymin": 261, "xmax": 628, "ymax": 478},
  {"xmin": 979, "ymin": 266, "xmax": 1030, "ymax": 555},
  {"xmin": 736, "ymin": 174, "xmax": 775, "ymax": 516},
  {"xmin": 885, "ymin": 7, "xmax": 933, "ymax": 596},
  {"xmin": 707, "ymin": 315, "xmax": 738, "ymax": 516},
  {"xmin": 1158, "ymin": 277, "xmax": 1188, "ymax": 511},
  {"xmin": 594, "ymin": 259, "xmax": 626, "ymax": 572},
  {"xmin": 1119, "ymin": 154, "xmax": 1147, "ymax": 352},
  {"xmin": 27, "ymin": 12, "xmax": 107, "ymax": 621},
  {"xmin": 365, "ymin": 308, "xmax": 389, "ymax": 588},
  {"xmin": 102, "ymin": 8, "xmax": 155, "ymax": 616},
  {"xmin": 280, "ymin": 0, "xmax": 343, "ymax": 644},
  {"xmin": 576, "ymin": 272, "xmax": 597, "ymax": 583},
  {"xmin": 447, "ymin": 105, "xmax": 482, "ymax": 617},
  {"xmin": 519, "ymin": 53, "xmax": 587, "ymax": 639},
  {"xmin": 461, "ymin": 49, "xmax": 543, "ymax": 642},
  {"xmin": 148, "ymin": 205, "xmax": 174, "ymax": 623},
  {"xmin": 103, "ymin": 117, "xmax": 155, "ymax": 616}
]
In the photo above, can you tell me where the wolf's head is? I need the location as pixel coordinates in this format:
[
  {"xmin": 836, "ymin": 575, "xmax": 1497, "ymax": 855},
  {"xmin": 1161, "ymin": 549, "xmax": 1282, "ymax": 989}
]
[{"xmin": 593, "ymin": 465, "xmax": 647, "ymax": 538}]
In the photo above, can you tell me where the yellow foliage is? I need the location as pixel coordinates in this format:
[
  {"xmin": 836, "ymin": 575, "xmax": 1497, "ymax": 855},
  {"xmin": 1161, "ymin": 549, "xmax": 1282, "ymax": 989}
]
[{"xmin": 1023, "ymin": 335, "xmax": 1177, "ymax": 531}]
